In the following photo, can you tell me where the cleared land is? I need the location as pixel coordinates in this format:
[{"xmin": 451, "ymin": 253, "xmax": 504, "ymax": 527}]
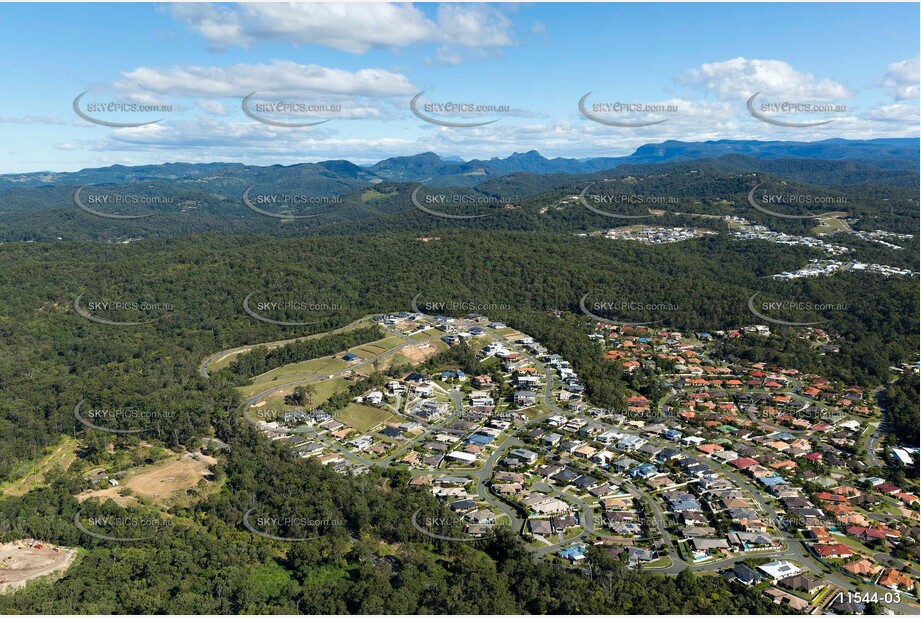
[
  {"xmin": 386, "ymin": 342, "xmax": 444, "ymax": 369},
  {"xmin": 76, "ymin": 452, "xmax": 217, "ymax": 507},
  {"xmin": 206, "ymin": 317, "xmax": 374, "ymax": 373},
  {"xmin": 0, "ymin": 542, "xmax": 77, "ymax": 593},
  {"xmin": 336, "ymin": 403, "xmax": 396, "ymax": 433},
  {"xmin": 519, "ymin": 403, "xmax": 551, "ymax": 419},
  {"xmin": 250, "ymin": 356, "xmax": 349, "ymax": 385},
  {"xmin": 360, "ymin": 188, "xmax": 397, "ymax": 202},
  {"xmin": 812, "ymin": 212, "xmax": 852, "ymax": 234},
  {"xmin": 350, "ymin": 336, "xmax": 404, "ymax": 357},
  {"xmin": 236, "ymin": 325, "xmax": 446, "ymax": 396},
  {"xmin": 244, "ymin": 376, "xmax": 353, "ymax": 418},
  {"xmin": 1, "ymin": 437, "xmax": 79, "ymax": 497}
]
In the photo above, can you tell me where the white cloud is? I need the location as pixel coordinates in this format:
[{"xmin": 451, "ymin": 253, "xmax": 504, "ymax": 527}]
[
  {"xmin": 0, "ymin": 115, "xmax": 66, "ymax": 125},
  {"xmin": 433, "ymin": 46, "xmax": 464, "ymax": 66},
  {"xmin": 195, "ymin": 99, "xmax": 227, "ymax": 116},
  {"xmin": 165, "ymin": 3, "xmax": 245, "ymax": 49},
  {"xmin": 75, "ymin": 115, "xmax": 418, "ymax": 164},
  {"xmin": 434, "ymin": 4, "xmax": 512, "ymax": 48},
  {"xmin": 862, "ymin": 103, "xmax": 920, "ymax": 125},
  {"xmin": 882, "ymin": 57, "xmax": 920, "ymax": 100},
  {"xmin": 682, "ymin": 57, "xmax": 850, "ymax": 100},
  {"xmin": 53, "ymin": 54, "xmax": 918, "ymax": 166},
  {"xmin": 167, "ymin": 2, "xmax": 515, "ymax": 54},
  {"xmin": 113, "ymin": 60, "xmax": 416, "ymax": 98}
]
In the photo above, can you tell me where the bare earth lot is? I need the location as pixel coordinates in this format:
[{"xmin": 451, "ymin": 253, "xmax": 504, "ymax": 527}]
[
  {"xmin": 0, "ymin": 541, "xmax": 77, "ymax": 593},
  {"xmin": 76, "ymin": 452, "xmax": 216, "ymax": 507},
  {"xmin": 391, "ymin": 342, "xmax": 439, "ymax": 366}
]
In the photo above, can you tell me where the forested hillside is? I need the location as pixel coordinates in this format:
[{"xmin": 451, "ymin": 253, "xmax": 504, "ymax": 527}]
[
  {"xmin": 0, "ymin": 143, "xmax": 916, "ymax": 615},
  {"xmin": 0, "ymin": 229, "xmax": 916, "ymax": 474}
]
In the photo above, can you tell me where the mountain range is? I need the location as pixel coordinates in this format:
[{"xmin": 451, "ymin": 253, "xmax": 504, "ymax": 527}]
[{"xmin": 2, "ymin": 138, "xmax": 916, "ymax": 190}]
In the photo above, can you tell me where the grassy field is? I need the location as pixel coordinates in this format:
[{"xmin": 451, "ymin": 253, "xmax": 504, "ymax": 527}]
[
  {"xmin": 248, "ymin": 335, "xmax": 407, "ymax": 387},
  {"xmin": 336, "ymin": 403, "xmax": 397, "ymax": 433},
  {"xmin": 387, "ymin": 352, "xmax": 413, "ymax": 367},
  {"xmin": 433, "ymin": 339, "xmax": 450, "ymax": 352},
  {"xmin": 350, "ymin": 336, "xmax": 404, "ymax": 357},
  {"xmin": 811, "ymin": 212, "xmax": 851, "ymax": 235},
  {"xmin": 312, "ymin": 377, "xmax": 352, "ymax": 404},
  {"xmin": 519, "ymin": 402, "xmax": 550, "ymax": 419},
  {"xmin": 250, "ymin": 355, "xmax": 349, "ymax": 386},
  {"xmin": 1, "ymin": 436, "xmax": 80, "ymax": 496},
  {"xmin": 207, "ymin": 317, "xmax": 375, "ymax": 373},
  {"xmin": 360, "ymin": 188, "xmax": 397, "ymax": 202},
  {"xmin": 240, "ymin": 375, "xmax": 352, "ymax": 409}
]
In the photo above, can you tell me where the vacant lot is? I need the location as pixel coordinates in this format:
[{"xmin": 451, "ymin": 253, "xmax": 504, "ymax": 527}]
[
  {"xmin": 337, "ymin": 403, "xmax": 396, "ymax": 433},
  {"xmin": 0, "ymin": 541, "xmax": 77, "ymax": 593},
  {"xmin": 250, "ymin": 355, "xmax": 349, "ymax": 386},
  {"xmin": 519, "ymin": 403, "xmax": 550, "ymax": 419},
  {"xmin": 76, "ymin": 452, "xmax": 216, "ymax": 507},
  {"xmin": 351, "ymin": 336, "xmax": 404, "ymax": 357},
  {"xmin": 246, "ymin": 335, "xmax": 407, "ymax": 388},
  {"xmin": 387, "ymin": 342, "xmax": 441, "ymax": 368},
  {"xmin": 1, "ymin": 437, "xmax": 79, "ymax": 497},
  {"xmin": 205, "ymin": 316, "xmax": 375, "ymax": 373},
  {"xmin": 812, "ymin": 212, "xmax": 851, "ymax": 234},
  {"xmin": 237, "ymin": 378, "xmax": 349, "ymax": 410},
  {"xmin": 243, "ymin": 376, "xmax": 351, "ymax": 421}
]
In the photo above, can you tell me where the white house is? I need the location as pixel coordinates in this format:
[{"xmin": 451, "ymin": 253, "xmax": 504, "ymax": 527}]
[{"xmin": 447, "ymin": 450, "xmax": 477, "ymax": 464}]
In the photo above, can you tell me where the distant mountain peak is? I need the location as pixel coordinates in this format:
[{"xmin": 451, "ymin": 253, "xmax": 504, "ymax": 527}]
[{"xmin": 507, "ymin": 150, "xmax": 546, "ymax": 160}]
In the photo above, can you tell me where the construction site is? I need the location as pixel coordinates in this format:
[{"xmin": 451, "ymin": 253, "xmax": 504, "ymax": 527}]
[{"xmin": 0, "ymin": 540, "xmax": 77, "ymax": 593}]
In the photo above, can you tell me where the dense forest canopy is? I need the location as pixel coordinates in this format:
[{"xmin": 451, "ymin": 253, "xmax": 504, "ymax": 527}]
[{"xmin": 0, "ymin": 228, "xmax": 916, "ymax": 474}]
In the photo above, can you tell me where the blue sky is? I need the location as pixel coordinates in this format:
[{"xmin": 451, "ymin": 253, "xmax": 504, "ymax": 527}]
[{"xmin": 0, "ymin": 2, "xmax": 917, "ymax": 172}]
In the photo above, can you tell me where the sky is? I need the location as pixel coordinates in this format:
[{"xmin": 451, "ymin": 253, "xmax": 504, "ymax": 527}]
[{"xmin": 0, "ymin": 2, "xmax": 918, "ymax": 173}]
